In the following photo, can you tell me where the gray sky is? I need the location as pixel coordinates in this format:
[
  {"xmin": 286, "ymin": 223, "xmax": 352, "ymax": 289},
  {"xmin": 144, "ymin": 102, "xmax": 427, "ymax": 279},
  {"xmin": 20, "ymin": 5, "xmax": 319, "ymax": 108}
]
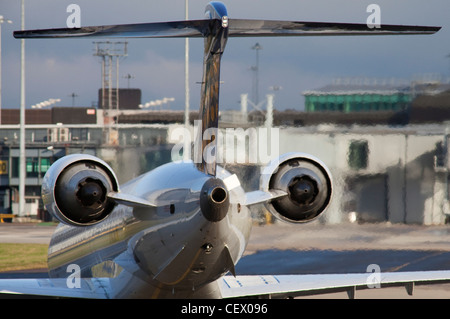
[{"xmin": 1, "ymin": 0, "xmax": 449, "ymax": 111}]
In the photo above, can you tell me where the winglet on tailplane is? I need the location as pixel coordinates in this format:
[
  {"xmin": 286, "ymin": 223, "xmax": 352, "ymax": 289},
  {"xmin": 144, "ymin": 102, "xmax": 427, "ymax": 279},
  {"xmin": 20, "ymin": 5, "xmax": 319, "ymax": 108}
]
[{"xmin": 14, "ymin": 1, "xmax": 440, "ymax": 176}]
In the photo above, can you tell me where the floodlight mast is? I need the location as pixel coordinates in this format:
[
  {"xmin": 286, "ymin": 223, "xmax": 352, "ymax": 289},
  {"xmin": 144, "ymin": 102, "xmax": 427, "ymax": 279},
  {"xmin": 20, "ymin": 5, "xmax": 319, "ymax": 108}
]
[{"xmin": 93, "ymin": 41, "xmax": 127, "ymax": 144}]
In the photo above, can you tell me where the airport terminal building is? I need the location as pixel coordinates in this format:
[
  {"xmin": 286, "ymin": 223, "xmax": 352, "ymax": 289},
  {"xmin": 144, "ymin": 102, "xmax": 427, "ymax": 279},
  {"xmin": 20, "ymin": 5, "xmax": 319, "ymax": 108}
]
[{"xmin": 1, "ymin": 82, "xmax": 450, "ymax": 225}]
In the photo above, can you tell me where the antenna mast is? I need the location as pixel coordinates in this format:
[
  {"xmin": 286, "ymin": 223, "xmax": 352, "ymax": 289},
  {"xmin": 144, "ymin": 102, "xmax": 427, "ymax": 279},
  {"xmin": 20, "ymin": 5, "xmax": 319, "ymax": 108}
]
[{"xmin": 93, "ymin": 41, "xmax": 127, "ymax": 144}]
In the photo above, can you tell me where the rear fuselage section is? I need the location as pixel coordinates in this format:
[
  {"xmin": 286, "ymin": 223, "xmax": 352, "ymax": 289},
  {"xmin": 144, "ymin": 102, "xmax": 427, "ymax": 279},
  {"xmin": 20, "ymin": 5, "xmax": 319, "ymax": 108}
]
[{"xmin": 47, "ymin": 161, "xmax": 252, "ymax": 298}]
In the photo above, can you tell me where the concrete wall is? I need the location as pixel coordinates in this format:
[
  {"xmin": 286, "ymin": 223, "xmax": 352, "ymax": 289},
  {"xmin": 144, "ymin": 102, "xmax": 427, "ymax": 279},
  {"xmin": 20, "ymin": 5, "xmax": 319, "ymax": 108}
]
[{"xmin": 274, "ymin": 126, "xmax": 448, "ymax": 225}]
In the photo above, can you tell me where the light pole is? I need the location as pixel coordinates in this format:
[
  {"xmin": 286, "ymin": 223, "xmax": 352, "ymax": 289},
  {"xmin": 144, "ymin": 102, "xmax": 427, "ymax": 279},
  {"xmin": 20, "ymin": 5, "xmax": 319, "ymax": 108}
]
[
  {"xmin": 251, "ymin": 43, "xmax": 262, "ymax": 105},
  {"xmin": 19, "ymin": 0, "xmax": 26, "ymax": 217},
  {"xmin": 123, "ymin": 74, "xmax": 134, "ymax": 89},
  {"xmin": 68, "ymin": 93, "xmax": 78, "ymax": 107},
  {"xmin": 447, "ymin": 54, "xmax": 450, "ymax": 78},
  {"xmin": 184, "ymin": 0, "xmax": 190, "ymax": 160},
  {"xmin": 0, "ymin": 15, "xmax": 13, "ymax": 125}
]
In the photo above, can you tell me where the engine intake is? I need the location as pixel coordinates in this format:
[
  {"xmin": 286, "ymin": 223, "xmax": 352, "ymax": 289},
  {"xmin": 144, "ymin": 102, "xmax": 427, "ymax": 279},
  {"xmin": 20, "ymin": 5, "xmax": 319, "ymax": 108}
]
[
  {"xmin": 261, "ymin": 153, "xmax": 332, "ymax": 223},
  {"xmin": 42, "ymin": 154, "xmax": 119, "ymax": 226}
]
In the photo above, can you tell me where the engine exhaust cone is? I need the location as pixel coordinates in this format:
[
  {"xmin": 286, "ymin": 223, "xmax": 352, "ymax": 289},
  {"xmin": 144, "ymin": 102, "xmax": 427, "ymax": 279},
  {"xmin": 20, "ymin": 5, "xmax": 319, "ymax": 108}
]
[
  {"xmin": 289, "ymin": 176, "xmax": 318, "ymax": 205},
  {"xmin": 76, "ymin": 178, "xmax": 106, "ymax": 207},
  {"xmin": 200, "ymin": 178, "xmax": 230, "ymax": 222}
]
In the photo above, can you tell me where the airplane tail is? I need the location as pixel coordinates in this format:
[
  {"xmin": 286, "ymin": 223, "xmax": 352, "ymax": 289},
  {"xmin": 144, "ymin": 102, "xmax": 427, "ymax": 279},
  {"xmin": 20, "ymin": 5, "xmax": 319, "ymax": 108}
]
[
  {"xmin": 196, "ymin": 2, "xmax": 228, "ymax": 176},
  {"xmin": 14, "ymin": 1, "xmax": 440, "ymax": 176}
]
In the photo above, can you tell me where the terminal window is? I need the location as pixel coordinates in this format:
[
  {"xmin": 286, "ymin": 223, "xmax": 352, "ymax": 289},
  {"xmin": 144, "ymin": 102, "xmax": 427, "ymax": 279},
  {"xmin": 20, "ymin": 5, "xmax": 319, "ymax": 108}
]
[
  {"xmin": 11, "ymin": 157, "xmax": 53, "ymax": 178},
  {"xmin": 26, "ymin": 158, "xmax": 39, "ymax": 178},
  {"xmin": 348, "ymin": 140, "xmax": 369, "ymax": 170}
]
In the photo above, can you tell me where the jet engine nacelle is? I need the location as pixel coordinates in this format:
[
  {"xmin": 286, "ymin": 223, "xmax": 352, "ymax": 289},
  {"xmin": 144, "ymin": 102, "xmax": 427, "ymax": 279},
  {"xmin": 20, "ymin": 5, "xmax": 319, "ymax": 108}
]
[
  {"xmin": 261, "ymin": 152, "xmax": 332, "ymax": 223},
  {"xmin": 41, "ymin": 154, "xmax": 119, "ymax": 226}
]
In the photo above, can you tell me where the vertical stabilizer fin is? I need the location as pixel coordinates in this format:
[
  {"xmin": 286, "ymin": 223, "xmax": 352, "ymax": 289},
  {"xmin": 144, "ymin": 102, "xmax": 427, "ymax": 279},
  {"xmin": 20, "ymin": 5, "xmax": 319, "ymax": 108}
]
[{"xmin": 196, "ymin": 2, "xmax": 229, "ymax": 176}]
